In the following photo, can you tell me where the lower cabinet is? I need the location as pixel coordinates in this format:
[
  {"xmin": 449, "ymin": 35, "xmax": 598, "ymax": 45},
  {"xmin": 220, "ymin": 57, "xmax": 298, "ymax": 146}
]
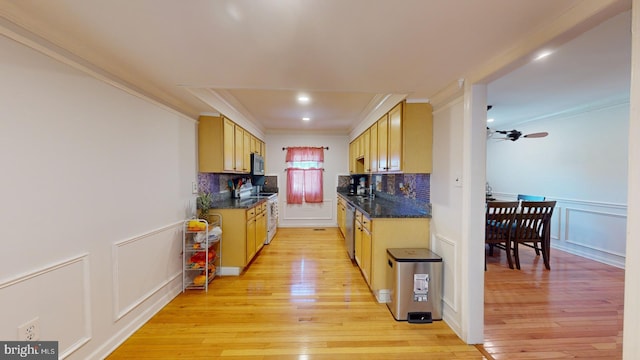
[
  {"xmin": 213, "ymin": 201, "xmax": 268, "ymax": 272},
  {"xmin": 246, "ymin": 208, "xmax": 256, "ymax": 263},
  {"xmin": 256, "ymin": 202, "xmax": 267, "ymax": 253},
  {"xmin": 354, "ymin": 213, "xmax": 431, "ymax": 301}
]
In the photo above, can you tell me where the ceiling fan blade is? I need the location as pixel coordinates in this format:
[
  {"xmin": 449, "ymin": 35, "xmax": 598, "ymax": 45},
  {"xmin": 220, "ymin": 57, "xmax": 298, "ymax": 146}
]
[{"xmin": 523, "ymin": 132, "xmax": 548, "ymax": 138}]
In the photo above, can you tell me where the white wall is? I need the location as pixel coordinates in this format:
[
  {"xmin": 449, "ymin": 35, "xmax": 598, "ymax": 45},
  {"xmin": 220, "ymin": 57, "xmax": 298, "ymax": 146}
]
[
  {"xmin": 487, "ymin": 103, "xmax": 628, "ymax": 267},
  {"xmin": 430, "ymin": 96, "xmax": 466, "ymax": 338},
  {"xmin": 0, "ymin": 36, "xmax": 196, "ymax": 359},
  {"xmin": 264, "ymin": 133, "xmax": 349, "ymax": 228},
  {"xmin": 623, "ymin": 2, "xmax": 640, "ymax": 358}
]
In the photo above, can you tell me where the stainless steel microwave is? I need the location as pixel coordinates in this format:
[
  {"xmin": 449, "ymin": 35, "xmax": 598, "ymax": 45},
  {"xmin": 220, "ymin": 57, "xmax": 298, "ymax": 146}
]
[{"xmin": 250, "ymin": 153, "xmax": 265, "ymax": 175}]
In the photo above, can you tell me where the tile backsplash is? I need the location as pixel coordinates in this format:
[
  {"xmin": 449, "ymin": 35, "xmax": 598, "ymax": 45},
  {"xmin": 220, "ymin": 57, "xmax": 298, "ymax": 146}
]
[
  {"xmin": 337, "ymin": 173, "xmax": 430, "ymax": 203},
  {"xmin": 198, "ymin": 173, "xmax": 278, "ymax": 201}
]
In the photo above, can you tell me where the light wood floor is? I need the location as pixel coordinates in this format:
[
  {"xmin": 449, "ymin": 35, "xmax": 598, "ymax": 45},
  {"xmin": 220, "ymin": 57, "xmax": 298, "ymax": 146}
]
[
  {"xmin": 107, "ymin": 228, "xmax": 485, "ymax": 359},
  {"xmin": 483, "ymin": 245, "xmax": 624, "ymax": 359}
]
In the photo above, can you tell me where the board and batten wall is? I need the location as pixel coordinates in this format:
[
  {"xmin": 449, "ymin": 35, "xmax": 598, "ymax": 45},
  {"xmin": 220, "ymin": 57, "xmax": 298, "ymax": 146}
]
[
  {"xmin": 264, "ymin": 133, "xmax": 349, "ymax": 228},
  {"xmin": 0, "ymin": 35, "xmax": 196, "ymax": 359},
  {"xmin": 487, "ymin": 102, "xmax": 629, "ymax": 268}
]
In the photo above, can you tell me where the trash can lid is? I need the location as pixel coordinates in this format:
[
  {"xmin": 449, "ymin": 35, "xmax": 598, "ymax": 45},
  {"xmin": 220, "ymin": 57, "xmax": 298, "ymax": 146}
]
[{"xmin": 387, "ymin": 248, "xmax": 442, "ymax": 262}]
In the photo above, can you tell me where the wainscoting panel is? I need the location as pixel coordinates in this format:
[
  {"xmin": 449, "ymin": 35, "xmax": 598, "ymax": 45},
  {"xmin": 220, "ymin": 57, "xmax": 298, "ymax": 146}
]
[
  {"xmin": 491, "ymin": 192, "xmax": 627, "ymax": 268},
  {"xmin": 112, "ymin": 222, "xmax": 183, "ymax": 320},
  {"xmin": 281, "ymin": 198, "xmax": 334, "ymax": 227},
  {"xmin": 0, "ymin": 255, "xmax": 91, "ymax": 358},
  {"xmin": 432, "ymin": 233, "xmax": 457, "ymax": 313},
  {"xmin": 565, "ymin": 207, "xmax": 627, "ymax": 256}
]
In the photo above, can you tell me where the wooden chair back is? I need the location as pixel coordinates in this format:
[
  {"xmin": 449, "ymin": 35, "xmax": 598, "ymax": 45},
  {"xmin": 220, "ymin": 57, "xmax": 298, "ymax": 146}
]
[
  {"xmin": 485, "ymin": 201, "xmax": 519, "ymax": 242},
  {"xmin": 514, "ymin": 201, "xmax": 556, "ymax": 241}
]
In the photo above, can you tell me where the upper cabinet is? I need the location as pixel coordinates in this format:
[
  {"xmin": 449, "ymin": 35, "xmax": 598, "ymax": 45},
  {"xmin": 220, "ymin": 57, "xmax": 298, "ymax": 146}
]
[
  {"xmin": 198, "ymin": 115, "xmax": 265, "ymax": 174},
  {"xmin": 350, "ymin": 100, "xmax": 432, "ymax": 174}
]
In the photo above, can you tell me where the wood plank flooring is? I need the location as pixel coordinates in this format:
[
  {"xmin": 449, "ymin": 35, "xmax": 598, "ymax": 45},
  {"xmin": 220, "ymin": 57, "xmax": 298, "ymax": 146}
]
[
  {"xmin": 483, "ymin": 245, "xmax": 624, "ymax": 359},
  {"xmin": 107, "ymin": 228, "xmax": 485, "ymax": 359}
]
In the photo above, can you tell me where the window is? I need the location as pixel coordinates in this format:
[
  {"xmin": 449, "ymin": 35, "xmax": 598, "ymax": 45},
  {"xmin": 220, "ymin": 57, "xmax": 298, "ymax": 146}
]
[{"xmin": 285, "ymin": 147, "xmax": 324, "ymax": 204}]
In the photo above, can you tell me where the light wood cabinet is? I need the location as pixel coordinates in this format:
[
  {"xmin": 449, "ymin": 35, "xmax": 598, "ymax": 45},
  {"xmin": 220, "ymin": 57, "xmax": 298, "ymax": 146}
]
[
  {"xmin": 369, "ymin": 123, "xmax": 378, "ymax": 174},
  {"xmin": 368, "ymin": 217, "xmax": 430, "ymax": 297},
  {"xmin": 256, "ymin": 203, "xmax": 267, "ymax": 253},
  {"xmin": 246, "ymin": 209, "xmax": 256, "ymax": 263},
  {"xmin": 212, "ymin": 201, "xmax": 268, "ymax": 271},
  {"xmin": 198, "ymin": 115, "xmax": 266, "ymax": 174},
  {"xmin": 349, "ymin": 100, "xmax": 432, "ymax": 174},
  {"xmin": 356, "ymin": 211, "xmax": 371, "ymax": 285},
  {"xmin": 354, "ymin": 211, "xmax": 363, "ymax": 266},
  {"xmin": 337, "ymin": 196, "xmax": 346, "ymax": 236},
  {"xmin": 363, "ymin": 129, "xmax": 371, "ymax": 172},
  {"xmin": 243, "ymin": 130, "xmax": 251, "ymax": 173},
  {"xmin": 387, "ymin": 103, "xmax": 402, "ymax": 172},
  {"xmin": 377, "ymin": 113, "xmax": 389, "ymax": 172},
  {"xmin": 362, "ymin": 224, "xmax": 372, "ymax": 285},
  {"xmin": 198, "ymin": 115, "xmax": 236, "ymax": 172},
  {"xmin": 402, "ymin": 102, "xmax": 433, "ymax": 173}
]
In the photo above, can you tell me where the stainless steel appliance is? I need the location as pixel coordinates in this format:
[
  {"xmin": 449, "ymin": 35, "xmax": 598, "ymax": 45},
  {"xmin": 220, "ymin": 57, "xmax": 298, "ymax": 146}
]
[
  {"xmin": 386, "ymin": 248, "xmax": 443, "ymax": 322},
  {"xmin": 250, "ymin": 153, "xmax": 265, "ymax": 175},
  {"xmin": 344, "ymin": 202, "xmax": 355, "ymax": 259}
]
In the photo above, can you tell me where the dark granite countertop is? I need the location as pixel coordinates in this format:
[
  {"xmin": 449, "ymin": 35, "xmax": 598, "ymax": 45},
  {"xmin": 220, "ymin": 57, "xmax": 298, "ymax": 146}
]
[
  {"xmin": 337, "ymin": 191, "xmax": 431, "ymax": 219},
  {"xmin": 209, "ymin": 196, "xmax": 270, "ymax": 209}
]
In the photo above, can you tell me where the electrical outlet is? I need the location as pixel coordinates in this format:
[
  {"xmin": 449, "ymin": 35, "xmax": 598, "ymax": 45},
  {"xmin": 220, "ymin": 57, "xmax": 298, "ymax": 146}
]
[
  {"xmin": 192, "ymin": 182, "xmax": 198, "ymax": 194},
  {"xmin": 18, "ymin": 317, "xmax": 40, "ymax": 341}
]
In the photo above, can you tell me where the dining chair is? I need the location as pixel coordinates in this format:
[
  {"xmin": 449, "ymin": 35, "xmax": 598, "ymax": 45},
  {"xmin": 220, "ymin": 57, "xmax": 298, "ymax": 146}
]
[
  {"xmin": 517, "ymin": 194, "xmax": 545, "ymax": 201},
  {"xmin": 485, "ymin": 201, "xmax": 519, "ymax": 269},
  {"xmin": 512, "ymin": 200, "xmax": 556, "ymax": 270}
]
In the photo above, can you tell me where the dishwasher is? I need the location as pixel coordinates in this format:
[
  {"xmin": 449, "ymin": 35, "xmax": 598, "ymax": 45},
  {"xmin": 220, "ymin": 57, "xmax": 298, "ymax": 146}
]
[{"xmin": 344, "ymin": 202, "xmax": 356, "ymax": 260}]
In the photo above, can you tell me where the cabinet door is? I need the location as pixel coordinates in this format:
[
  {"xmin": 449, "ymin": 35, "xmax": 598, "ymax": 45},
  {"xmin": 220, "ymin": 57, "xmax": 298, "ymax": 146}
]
[
  {"xmin": 354, "ymin": 219, "xmax": 363, "ymax": 266},
  {"xmin": 256, "ymin": 210, "xmax": 267, "ymax": 252},
  {"xmin": 234, "ymin": 126, "xmax": 244, "ymax": 172},
  {"xmin": 349, "ymin": 141, "xmax": 355, "ymax": 173},
  {"xmin": 377, "ymin": 114, "xmax": 388, "ymax": 172},
  {"xmin": 388, "ymin": 102, "xmax": 402, "ymax": 172},
  {"xmin": 363, "ymin": 129, "xmax": 370, "ymax": 172},
  {"xmin": 369, "ymin": 124, "xmax": 378, "ymax": 174},
  {"xmin": 246, "ymin": 216, "xmax": 256, "ymax": 263},
  {"xmin": 243, "ymin": 130, "xmax": 251, "ymax": 173},
  {"xmin": 362, "ymin": 227, "xmax": 372, "ymax": 285},
  {"xmin": 223, "ymin": 117, "xmax": 235, "ymax": 172},
  {"xmin": 250, "ymin": 136, "xmax": 258, "ymax": 154}
]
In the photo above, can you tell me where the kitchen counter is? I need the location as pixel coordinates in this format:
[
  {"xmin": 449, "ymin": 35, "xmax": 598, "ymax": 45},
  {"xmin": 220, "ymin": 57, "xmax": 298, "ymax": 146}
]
[
  {"xmin": 209, "ymin": 196, "xmax": 272, "ymax": 209},
  {"xmin": 337, "ymin": 191, "xmax": 431, "ymax": 218}
]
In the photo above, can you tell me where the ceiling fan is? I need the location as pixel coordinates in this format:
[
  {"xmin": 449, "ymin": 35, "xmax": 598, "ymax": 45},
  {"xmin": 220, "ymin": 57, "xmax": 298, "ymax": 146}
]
[
  {"xmin": 486, "ymin": 105, "xmax": 548, "ymax": 141},
  {"xmin": 487, "ymin": 128, "xmax": 549, "ymax": 141}
]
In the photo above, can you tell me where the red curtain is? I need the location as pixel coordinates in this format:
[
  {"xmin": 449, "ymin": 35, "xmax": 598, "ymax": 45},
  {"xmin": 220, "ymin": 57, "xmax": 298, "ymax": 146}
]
[
  {"xmin": 286, "ymin": 147, "xmax": 324, "ymax": 204},
  {"xmin": 304, "ymin": 169, "xmax": 323, "ymax": 203}
]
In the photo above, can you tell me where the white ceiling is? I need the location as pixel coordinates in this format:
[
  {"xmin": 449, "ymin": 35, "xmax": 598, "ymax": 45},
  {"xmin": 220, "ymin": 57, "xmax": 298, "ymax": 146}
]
[
  {"xmin": 0, "ymin": 0, "xmax": 631, "ymax": 135},
  {"xmin": 487, "ymin": 10, "xmax": 631, "ymax": 130}
]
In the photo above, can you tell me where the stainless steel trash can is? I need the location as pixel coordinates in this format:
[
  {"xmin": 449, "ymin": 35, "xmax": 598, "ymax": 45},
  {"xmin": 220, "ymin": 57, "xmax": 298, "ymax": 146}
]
[{"xmin": 386, "ymin": 248, "xmax": 443, "ymax": 322}]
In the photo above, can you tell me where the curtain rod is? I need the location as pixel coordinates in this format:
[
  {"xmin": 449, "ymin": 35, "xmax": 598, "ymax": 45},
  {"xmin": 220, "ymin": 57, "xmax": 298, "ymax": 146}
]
[{"xmin": 282, "ymin": 146, "xmax": 329, "ymax": 151}]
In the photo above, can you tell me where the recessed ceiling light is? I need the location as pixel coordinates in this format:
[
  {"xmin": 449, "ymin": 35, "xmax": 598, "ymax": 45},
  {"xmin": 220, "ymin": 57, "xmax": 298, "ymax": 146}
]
[
  {"xmin": 297, "ymin": 95, "xmax": 310, "ymax": 104},
  {"xmin": 534, "ymin": 50, "xmax": 552, "ymax": 61},
  {"xmin": 487, "ymin": 118, "xmax": 495, "ymax": 123},
  {"xmin": 302, "ymin": 117, "xmax": 311, "ymax": 121}
]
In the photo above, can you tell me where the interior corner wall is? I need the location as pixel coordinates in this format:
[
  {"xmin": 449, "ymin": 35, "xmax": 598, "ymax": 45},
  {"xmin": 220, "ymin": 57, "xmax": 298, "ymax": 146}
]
[
  {"xmin": 486, "ymin": 103, "xmax": 628, "ymax": 267},
  {"xmin": 264, "ymin": 133, "xmax": 349, "ymax": 228},
  {"xmin": 0, "ymin": 35, "xmax": 197, "ymax": 359}
]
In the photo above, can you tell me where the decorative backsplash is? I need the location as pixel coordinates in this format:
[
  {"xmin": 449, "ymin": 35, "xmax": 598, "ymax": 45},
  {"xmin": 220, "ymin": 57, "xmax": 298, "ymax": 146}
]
[
  {"xmin": 198, "ymin": 173, "xmax": 278, "ymax": 201},
  {"xmin": 337, "ymin": 173, "xmax": 430, "ymax": 203}
]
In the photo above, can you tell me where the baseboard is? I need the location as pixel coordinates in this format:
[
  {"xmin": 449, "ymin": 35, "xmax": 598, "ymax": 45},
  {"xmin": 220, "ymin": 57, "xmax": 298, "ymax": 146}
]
[{"xmin": 88, "ymin": 282, "xmax": 182, "ymax": 359}]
